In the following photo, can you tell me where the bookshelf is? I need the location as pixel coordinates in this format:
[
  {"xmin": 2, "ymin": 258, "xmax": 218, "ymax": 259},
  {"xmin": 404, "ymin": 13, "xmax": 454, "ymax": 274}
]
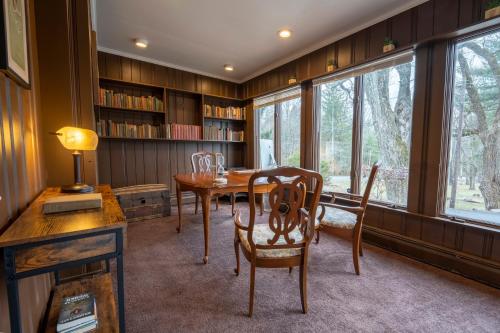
[{"xmin": 95, "ymin": 75, "xmax": 248, "ymax": 190}]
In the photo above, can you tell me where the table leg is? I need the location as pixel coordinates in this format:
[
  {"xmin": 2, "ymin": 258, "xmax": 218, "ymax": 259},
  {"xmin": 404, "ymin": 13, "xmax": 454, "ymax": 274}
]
[
  {"xmin": 4, "ymin": 248, "xmax": 21, "ymax": 333},
  {"xmin": 176, "ymin": 183, "xmax": 182, "ymax": 233},
  {"xmin": 200, "ymin": 192, "xmax": 211, "ymax": 264},
  {"xmin": 116, "ymin": 230, "xmax": 126, "ymax": 332}
]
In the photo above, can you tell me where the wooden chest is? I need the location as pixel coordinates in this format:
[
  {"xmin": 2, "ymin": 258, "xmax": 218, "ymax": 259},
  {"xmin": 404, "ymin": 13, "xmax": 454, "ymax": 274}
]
[{"xmin": 113, "ymin": 184, "xmax": 171, "ymax": 222}]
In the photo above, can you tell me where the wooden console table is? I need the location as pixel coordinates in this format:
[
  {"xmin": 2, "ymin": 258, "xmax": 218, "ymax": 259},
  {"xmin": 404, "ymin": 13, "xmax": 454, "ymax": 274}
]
[
  {"xmin": 174, "ymin": 171, "xmax": 273, "ymax": 264},
  {"xmin": 0, "ymin": 185, "xmax": 126, "ymax": 333}
]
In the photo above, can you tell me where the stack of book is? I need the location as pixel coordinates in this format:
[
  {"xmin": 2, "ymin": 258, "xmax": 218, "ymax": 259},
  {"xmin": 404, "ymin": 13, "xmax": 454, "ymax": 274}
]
[
  {"xmin": 203, "ymin": 105, "xmax": 246, "ymax": 120},
  {"xmin": 99, "ymin": 88, "xmax": 164, "ymax": 112},
  {"xmin": 57, "ymin": 293, "xmax": 98, "ymax": 333},
  {"xmin": 203, "ymin": 125, "xmax": 244, "ymax": 142},
  {"xmin": 167, "ymin": 123, "xmax": 202, "ymax": 140},
  {"xmin": 96, "ymin": 120, "xmax": 166, "ymax": 139}
]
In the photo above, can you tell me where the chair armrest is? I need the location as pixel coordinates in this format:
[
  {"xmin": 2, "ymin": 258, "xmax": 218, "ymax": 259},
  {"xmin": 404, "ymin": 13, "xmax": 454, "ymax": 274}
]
[
  {"xmin": 233, "ymin": 209, "xmax": 248, "ymax": 231},
  {"xmin": 336, "ymin": 198, "xmax": 362, "ymax": 206},
  {"xmin": 320, "ymin": 202, "xmax": 364, "ymax": 215}
]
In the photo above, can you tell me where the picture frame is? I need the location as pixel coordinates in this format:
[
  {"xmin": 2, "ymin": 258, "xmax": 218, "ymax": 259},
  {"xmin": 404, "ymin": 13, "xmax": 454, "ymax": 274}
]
[{"xmin": 0, "ymin": 0, "xmax": 30, "ymax": 87}]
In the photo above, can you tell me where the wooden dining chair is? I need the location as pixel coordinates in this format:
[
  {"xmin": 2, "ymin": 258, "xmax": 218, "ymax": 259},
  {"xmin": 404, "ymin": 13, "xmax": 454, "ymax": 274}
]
[
  {"xmin": 316, "ymin": 162, "xmax": 380, "ymax": 275},
  {"xmin": 233, "ymin": 167, "xmax": 323, "ymax": 317},
  {"xmin": 191, "ymin": 151, "xmax": 224, "ymax": 213}
]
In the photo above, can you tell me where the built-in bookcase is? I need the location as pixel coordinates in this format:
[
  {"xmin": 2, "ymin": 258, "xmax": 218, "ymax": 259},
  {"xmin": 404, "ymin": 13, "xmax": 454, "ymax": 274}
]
[{"xmin": 94, "ymin": 71, "xmax": 247, "ymax": 190}]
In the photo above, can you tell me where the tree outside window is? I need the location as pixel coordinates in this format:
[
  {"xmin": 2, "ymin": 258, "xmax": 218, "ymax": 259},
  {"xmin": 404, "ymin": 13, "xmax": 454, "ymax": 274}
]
[{"xmin": 446, "ymin": 31, "xmax": 500, "ymax": 226}]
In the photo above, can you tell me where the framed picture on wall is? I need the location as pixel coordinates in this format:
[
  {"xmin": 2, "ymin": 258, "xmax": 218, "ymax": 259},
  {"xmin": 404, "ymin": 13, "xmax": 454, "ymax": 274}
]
[{"xmin": 0, "ymin": 0, "xmax": 30, "ymax": 87}]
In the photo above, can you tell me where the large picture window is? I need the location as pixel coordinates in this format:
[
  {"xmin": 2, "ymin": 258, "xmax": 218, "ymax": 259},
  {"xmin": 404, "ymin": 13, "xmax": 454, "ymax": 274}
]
[
  {"xmin": 319, "ymin": 78, "xmax": 355, "ymax": 193},
  {"xmin": 315, "ymin": 52, "xmax": 415, "ymax": 206},
  {"xmin": 445, "ymin": 31, "xmax": 500, "ymax": 226},
  {"xmin": 361, "ymin": 61, "xmax": 415, "ymax": 206},
  {"xmin": 254, "ymin": 88, "xmax": 301, "ymax": 169}
]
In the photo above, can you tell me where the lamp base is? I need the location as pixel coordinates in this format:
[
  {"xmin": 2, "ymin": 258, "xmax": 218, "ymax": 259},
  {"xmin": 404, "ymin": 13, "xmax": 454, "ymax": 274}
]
[{"xmin": 61, "ymin": 183, "xmax": 94, "ymax": 193}]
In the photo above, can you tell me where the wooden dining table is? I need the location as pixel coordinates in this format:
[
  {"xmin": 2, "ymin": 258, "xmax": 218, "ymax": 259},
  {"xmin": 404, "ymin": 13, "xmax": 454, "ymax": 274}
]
[{"xmin": 174, "ymin": 171, "xmax": 274, "ymax": 264}]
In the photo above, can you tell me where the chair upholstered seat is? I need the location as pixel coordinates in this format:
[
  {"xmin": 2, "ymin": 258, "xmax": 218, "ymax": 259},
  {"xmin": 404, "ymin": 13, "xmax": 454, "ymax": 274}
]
[
  {"xmin": 319, "ymin": 207, "xmax": 357, "ymax": 229},
  {"xmin": 238, "ymin": 224, "xmax": 303, "ymax": 258}
]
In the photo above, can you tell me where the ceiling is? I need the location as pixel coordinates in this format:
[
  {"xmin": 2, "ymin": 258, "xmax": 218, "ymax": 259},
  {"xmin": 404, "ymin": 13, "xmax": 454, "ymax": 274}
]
[{"xmin": 95, "ymin": 0, "xmax": 428, "ymax": 83}]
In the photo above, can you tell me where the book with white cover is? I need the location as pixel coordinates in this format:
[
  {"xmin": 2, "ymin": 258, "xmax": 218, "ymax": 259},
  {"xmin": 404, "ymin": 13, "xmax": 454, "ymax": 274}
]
[{"xmin": 43, "ymin": 193, "xmax": 102, "ymax": 214}]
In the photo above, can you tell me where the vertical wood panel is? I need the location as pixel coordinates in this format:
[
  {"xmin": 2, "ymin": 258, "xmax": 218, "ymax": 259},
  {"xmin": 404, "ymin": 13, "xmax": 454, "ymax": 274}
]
[
  {"xmin": 368, "ymin": 21, "xmax": 387, "ymax": 59},
  {"xmin": 97, "ymin": 140, "xmax": 111, "ymax": 184},
  {"xmin": 337, "ymin": 37, "xmax": 353, "ymax": 68},
  {"xmin": 416, "ymin": 1, "xmax": 434, "ymax": 40},
  {"xmin": 109, "ymin": 141, "xmax": 126, "ymax": 187},
  {"xmin": 434, "ymin": 0, "xmax": 459, "ymax": 34},
  {"xmin": 391, "ymin": 10, "xmax": 413, "ymax": 48},
  {"xmin": 354, "ymin": 30, "xmax": 368, "ymax": 64}
]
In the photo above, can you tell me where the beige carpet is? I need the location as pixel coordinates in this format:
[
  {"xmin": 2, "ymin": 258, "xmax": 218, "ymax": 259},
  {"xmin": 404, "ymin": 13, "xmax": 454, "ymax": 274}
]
[{"xmin": 120, "ymin": 202, "xmax": 500, "ymax": 332}]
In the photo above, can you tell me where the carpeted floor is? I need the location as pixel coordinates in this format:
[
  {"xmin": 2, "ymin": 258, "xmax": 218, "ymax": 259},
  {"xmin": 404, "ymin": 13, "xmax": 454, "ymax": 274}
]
[{"xmin": 121, "ymin": 202, "xmax": 500, "ymax": 332}]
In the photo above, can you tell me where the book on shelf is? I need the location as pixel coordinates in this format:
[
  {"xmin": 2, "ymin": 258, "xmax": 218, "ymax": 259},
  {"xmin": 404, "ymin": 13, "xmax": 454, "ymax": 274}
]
[
  {"xmin": 203, "ymin": 105, "xmax": 246, "ymax": 120},
  {"xmin": 96, "ymin": 120, "xmax": 166, "ymax": 139},
  {"xmin": 98, "ymin": 88, "xmax": 164, "ymax": 112},
  {"xmin": 57, "ymin": 293, "xmax": 98, "ymax": 333},
  {"xmin": 167, "ymin": 123, "xmax": 202, "ymax": 140},
  {"xmin": 203, "ymin": 125, "xmax": 244, "ymax": 142}
]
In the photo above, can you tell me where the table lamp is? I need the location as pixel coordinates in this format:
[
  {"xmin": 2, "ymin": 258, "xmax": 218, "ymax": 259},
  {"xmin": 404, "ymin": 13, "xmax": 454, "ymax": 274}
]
[{"xmin": 54, "ymin": 126, "xmax": 98, "ymax": 193}]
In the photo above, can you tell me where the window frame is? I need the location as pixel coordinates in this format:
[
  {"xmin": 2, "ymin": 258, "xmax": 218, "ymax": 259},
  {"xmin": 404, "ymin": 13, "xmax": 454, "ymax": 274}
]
[
  {"xmin": 439, "ymin": 27, "xmax": 500, "ymax": 227},
  {"xmin": 314, "ymin": 51, "xmax": 416, "ymax": 209},
  {"xmin": 254, "ymin": 87, "xmax": 302, "ymax": 168}
]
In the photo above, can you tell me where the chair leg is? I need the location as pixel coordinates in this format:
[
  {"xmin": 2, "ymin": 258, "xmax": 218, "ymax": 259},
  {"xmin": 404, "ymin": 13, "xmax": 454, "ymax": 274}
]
[
  {"xmin": 359, "ymin": 239, "xmax": 364, "ymax": 257},
  {"xmin": 215, "ymin": 196, "xmax": 219, "ymax": 211},
  {"xmin": 231, "ymin": 193, "xmax": 236, "ymax": 216},
  {"xmin": 352, "ymin": 226, "xmax": 362, "ymax": 275},
  {"xmin": 289, "ymin": 267, "xmax": 293, "ymax": 274},
  {"xmin": 259, "ymin": 194, "xmax": 264, "ymax": 216},
  {"xmin": 315, "ymin": 230, "xmax": 320, "ymax": 244},
  {"xmin": 234, "ymin": 233, "xmax": 240, "ymax": 276},
  {"xmin": 195, "ymin": 194, "xmax": 199, "ymax": 215},
  {"xmin": 299, "ymin": 262, "xmax": 308, "ymax": 314},
  {"xmin": 249, "ymin": 263, "xmax": 256, "ymax": 317}
]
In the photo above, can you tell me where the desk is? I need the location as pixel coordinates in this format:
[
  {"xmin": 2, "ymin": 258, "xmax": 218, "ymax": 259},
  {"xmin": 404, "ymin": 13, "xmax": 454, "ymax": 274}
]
[
  {"xmin": 174, "ymin": 172, "xmax": 273, "ymax": 264},
  {"xmin": 0, "ymin": 185, "xmax": 126, "ymax": 333}
]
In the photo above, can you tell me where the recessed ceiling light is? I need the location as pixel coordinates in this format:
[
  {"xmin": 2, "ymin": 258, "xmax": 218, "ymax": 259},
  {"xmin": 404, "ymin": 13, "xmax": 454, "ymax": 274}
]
[
  {"xmin": 278, "ymin": 29, "xmax": 292, "ymax": 39},
  {"xmin": 224, "ymin": 64, "xmax": 234, "ymax": 72},
  {"xmin": 134, "ymin": 38, "xmax": 148, "ymax": 48}
]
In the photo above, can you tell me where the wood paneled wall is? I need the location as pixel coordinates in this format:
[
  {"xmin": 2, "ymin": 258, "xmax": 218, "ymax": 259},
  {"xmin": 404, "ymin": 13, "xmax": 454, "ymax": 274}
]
[
  {"xmin": 241, "ymin": 0, "xmax": 493, "ymax": 99},
  {"xmin": 97, "ymin": 52, "xmax": 242, "ymax": 100},
  {"xmin": 0, "ymin": 1, "xmax": 50, "ymax": 331},
  {"xmin": 241, "ymin": 0, "xmax": 500, "ymax": 286}
]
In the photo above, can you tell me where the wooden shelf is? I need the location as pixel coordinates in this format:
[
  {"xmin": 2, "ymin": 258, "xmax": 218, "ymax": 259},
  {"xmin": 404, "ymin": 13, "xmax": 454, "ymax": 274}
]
[
  {"xmin": 99, "ymin": 136, "xmax": 169, "ymax": 142},
  {"xmin": 99, "ymin": 76, "xmax": 243, "ymax": 101},
  {"xmin": 45, "ymin": 273, "xmax": 118, "ymax": 333},
  {"xmin": 95, "ymin": 104, "xmax": 165, "ymax": 114},
  {"xmin": 99, "ymin": 77, "xmax": 164, "ymax": 90},
  {"xmin": 98, "ymin": 136, "xmax": 245, "ymax": 144},
  {"xmin": 203, "ymin": 116, "xmax": 245, "ymax": 122}
]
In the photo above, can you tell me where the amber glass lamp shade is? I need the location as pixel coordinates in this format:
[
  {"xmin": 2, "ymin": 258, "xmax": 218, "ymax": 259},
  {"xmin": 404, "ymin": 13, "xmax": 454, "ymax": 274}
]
[{"xmin": 55, "ymin": 127, "xmax": 98, "ymax": 193}]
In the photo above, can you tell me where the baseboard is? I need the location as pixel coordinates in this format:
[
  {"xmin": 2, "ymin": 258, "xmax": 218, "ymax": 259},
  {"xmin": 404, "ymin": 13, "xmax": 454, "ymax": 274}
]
[{"xmin": 362, "ymin": 226, "xmax": 500, "ymax": 288}]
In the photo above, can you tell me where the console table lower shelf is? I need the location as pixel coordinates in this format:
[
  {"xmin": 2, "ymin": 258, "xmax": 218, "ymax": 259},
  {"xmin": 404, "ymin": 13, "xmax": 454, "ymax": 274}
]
[{"xmin": 45, "ymin": 273, "xmax": 118, "ymax": 332}]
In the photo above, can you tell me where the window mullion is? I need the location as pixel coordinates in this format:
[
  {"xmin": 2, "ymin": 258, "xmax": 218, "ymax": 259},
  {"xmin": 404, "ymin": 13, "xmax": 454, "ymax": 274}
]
[
  {"xmin": 351, "ymin": 76, "xmax": 363, "ymax": 195},
  {"xmin": 275, "ymin": 103, "xmax": 281, "ymax": 166}
]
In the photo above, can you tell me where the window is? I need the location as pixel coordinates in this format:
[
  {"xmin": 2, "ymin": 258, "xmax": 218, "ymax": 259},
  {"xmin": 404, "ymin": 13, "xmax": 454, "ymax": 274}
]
[
  {"xmin": 254, "ymin": 88, "xmax": 301, "ymax": 168},
  {"xmin": 319, "ymin": 78, "xmax": 355, "ymax": 193},
  {"xmin": 315, "ymin": 51, "xmax": 415, "ymax": 206},
  {"xmin": 445, "ymin": 31, "xmax": 500, "ymax": 226},
  {"xmin": 361, "ymin": 61, "xmax": 415, "ymax": 206}
]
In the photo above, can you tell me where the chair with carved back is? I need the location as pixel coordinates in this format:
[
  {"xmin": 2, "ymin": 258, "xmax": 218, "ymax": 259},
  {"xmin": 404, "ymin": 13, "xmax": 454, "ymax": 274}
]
[
  {"xmin": 233, "ymin": 167, "xmax": 323, "ymax": 316},
  {"xmin": 191, "ymin": 151, "xmax": 224, "ymax": 213},
  {"xmin": 316, "ymin": 162, "xmax": 380, "ymax": 275}
]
